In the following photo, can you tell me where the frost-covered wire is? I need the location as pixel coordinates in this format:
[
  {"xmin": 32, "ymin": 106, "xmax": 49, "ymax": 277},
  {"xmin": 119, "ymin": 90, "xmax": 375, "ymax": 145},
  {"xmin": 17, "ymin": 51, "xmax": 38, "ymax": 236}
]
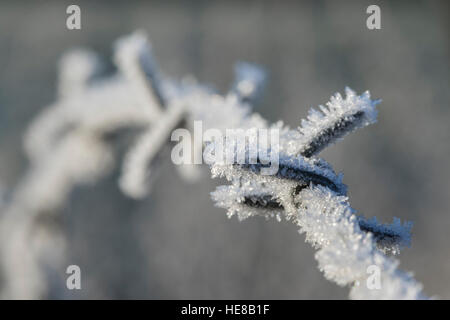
[
  {"xmin": 209, "ymin": 87, "xmax": 425, "ymax": 298},
  {"xmin": 119, "ymin": 104, "xmax": 186, "ymax": 198},
  {"xmin": 0, "ymin": 31, "xmax": 428, "ymax": 299},
  {"xmin": 275, "ymin": 88, "xmax": 380, "ymax": 158},
  {"xmin": 0, "ymin": 131, "xmax": 113, "ymax": 298}
]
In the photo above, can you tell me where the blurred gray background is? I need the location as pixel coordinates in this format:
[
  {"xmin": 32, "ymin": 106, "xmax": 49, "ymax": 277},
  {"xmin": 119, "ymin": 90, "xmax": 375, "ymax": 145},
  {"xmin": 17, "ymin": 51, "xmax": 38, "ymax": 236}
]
[{"xmin": 0, "ymin": 0, "xmax": 448, "ymax": 299}]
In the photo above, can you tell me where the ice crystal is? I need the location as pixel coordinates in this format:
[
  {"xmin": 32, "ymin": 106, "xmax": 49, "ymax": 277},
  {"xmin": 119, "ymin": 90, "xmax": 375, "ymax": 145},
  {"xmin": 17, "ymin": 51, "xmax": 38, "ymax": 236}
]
[{"xmin": 297, "ymin": 186, "xmax": 425, "ymax": 299}]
